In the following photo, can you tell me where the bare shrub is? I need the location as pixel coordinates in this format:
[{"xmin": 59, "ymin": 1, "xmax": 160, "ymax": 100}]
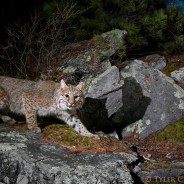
[{"xmin": 0, "ymin": 1, "xmax": 83, "ymax": 80}]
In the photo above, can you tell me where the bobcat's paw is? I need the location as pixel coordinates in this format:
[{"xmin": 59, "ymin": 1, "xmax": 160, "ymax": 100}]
[
  {"xmin": 83, "ymin": 133, "xmax": 100, "ymax": 140},
  {"xmin": 29, "ymin": 127, "xmax": 42, "ymax": 134},
  {"xmin": 91, "ymin": 134, "xmax": 100, "ymax": 140}
]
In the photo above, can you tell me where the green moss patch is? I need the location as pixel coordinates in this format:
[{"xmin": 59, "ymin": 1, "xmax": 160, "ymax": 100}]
[
  {"xmin": 42, "ymin": 124, "xmax": 131, "ymax": 152},
  {"xmin": 150, "ymin": 118, "xmax": 184, "ymax": 143},
  {"xmin": 42, "ymin": 124, "xmax": 93, "ymax": 148},
  {"xmin": 163, "ymin": 62, "xmax": 184, "ymax": 75}
]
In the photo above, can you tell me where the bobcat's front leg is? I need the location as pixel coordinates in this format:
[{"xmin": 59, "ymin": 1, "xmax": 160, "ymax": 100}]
[
  {"xmin": 22, "ymin": 95, "xmax": 41, "ymax": 133},
  {"xmin": 59, "ymin": 113, "xmax": 98, "ymax": 139}
]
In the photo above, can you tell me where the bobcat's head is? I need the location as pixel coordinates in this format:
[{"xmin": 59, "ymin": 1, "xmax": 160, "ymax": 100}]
[{"xmin": 57, "ymin": 80, "xmax": 85, "ymax": 110}]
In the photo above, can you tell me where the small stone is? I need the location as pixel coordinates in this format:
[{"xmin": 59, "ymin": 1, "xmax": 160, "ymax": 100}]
[
  {"xmin": 172, "ymin": 161, "xmax": 184, "ymax": 168},
  {"xmin": 133, "ymin": 165, "xmax": 142, "ymax": 174},
  {"xmin": 171, "ymin": 67, "xmax": 184, "ymax": 84},
  {"xmin": 147, "ymin": 153, "xmax": 152, "ymax": 158},
  {"xmin": 1, "ymin": 115, "xmax": 16, "ymax": 125},
  {"xmin": 143, "ymin": 54, "xmax": 167, "ymax": 70},
  {"xmin": 3, "ymin": 177, "xmax": 10, "ymax": 184},
  {"xmin": 166, "ymin": 152, "xmax": 174, "ymax": 159}
]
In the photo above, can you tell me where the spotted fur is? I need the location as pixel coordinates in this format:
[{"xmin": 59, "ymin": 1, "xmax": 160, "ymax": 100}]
[{"xmin": 0, "ymin": 76, "xmax": 97, "ymax": 138}]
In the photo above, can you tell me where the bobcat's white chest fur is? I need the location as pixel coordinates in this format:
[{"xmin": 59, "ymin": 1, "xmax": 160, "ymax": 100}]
[{"xmin": 0, "ymin": 76, "xmax": 97, "ymax": 138}]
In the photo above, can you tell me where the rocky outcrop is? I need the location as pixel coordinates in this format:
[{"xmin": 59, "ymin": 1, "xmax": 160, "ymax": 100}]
[
  {"xmin": 79, "ymin": 59, "xmax": 184, "ymax": 139},
  {"xmin": 1, "ymin": 29, "xmax": 182, "ymax": 140},
  {"xmin": 57, "ymin": 29, "xmax": 127, "ymax": 83},
  {"xmin": 0, "ymin": 124, "xmax": 135, "ymax": 184}
]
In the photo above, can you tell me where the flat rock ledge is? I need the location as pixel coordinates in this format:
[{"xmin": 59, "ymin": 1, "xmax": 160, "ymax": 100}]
[{"xmin": 0, "ymin": 125, "xmax": 136, "ymax": 184}]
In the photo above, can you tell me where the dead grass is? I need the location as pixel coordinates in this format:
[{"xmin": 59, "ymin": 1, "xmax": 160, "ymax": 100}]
[
  {"xmin": 162, "ymin": 54, "xmax": 184, "ymax": 76},
  {"xmin": 124, "ymin": 118, "xmax": 184, "ymax": 162}
]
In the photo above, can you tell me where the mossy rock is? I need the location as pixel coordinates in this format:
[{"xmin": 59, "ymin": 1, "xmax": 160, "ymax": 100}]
[
  {"xmin": 42, "ymin": 124, "xmax": 93, "ymax": 149},
  {"xmin": 42, "ymin": 124, "xmax": 131, "ymax": 152}
]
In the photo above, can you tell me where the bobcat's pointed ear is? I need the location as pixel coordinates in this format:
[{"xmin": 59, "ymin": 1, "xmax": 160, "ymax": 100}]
[
  {"xmin": 60, "ymin": 80, "xmax": 68, "ymax": 89},
  {"xmin": 76, "ymin": 82, "xmax": 84, "ymax": 91}
]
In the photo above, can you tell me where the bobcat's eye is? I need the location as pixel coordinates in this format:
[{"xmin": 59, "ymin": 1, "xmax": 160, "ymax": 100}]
[
  {"xmin": 65, "ymin": 94, "xmax": 69, "ymax": 98},
  {"xmin": 74, "ymin": 95, "xmax": 79, "ymax": 99}
]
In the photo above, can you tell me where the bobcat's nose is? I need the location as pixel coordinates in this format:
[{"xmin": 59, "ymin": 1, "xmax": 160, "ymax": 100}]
[
  {"xmin": 67, "ymin": 103, "xmax": 75, "ymax": 108},
  {"xmin": 67, "ymin": 100, "xmax": 75, "ymax": 108}
]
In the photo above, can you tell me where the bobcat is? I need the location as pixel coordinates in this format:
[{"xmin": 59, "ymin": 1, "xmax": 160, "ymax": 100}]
[{"xmin": 0, "ymin": 76, "xmax": 97, "ymax": 138}]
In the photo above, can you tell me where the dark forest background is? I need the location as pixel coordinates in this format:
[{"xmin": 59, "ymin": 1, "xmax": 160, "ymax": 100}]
[{"xmin": 0, "ymin": 0, "xmax": 184, "ymax": 79}]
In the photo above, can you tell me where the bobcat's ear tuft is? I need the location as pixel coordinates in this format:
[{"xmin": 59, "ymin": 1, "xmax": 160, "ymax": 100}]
[
  {"xmin": 76, "ymin": 82, "xmax": 84, "ymax": 91},
  {"xmin": 60, "ymin": 80, "xmax": 68, "ymax": 89}
]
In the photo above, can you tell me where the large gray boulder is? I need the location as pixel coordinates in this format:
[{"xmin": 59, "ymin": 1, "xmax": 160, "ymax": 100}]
[
  {"xmin": 56, "ymin": 31, "xmax": 183, "ymax": 139},
  {"xmin": 57, "ymin": 29, "xmax": 127, "ymax": 83},
  {"xmin": 86, "ymin": 66, "xmax": 123, "ymax": 117},
  {"xmin": 80, "ymin": 59, "xmax": 184, "ymax": 139},
  {"xmin": 78, "ymin": 66, "xmax": 123, "ymax": 135},
  {"xmin": 119, "ymin": 60, "xmax": 184, "ymax": 138},
  {"xmin": 0, "ymin": 125, "xmax": 135, "ymax": 184}
]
